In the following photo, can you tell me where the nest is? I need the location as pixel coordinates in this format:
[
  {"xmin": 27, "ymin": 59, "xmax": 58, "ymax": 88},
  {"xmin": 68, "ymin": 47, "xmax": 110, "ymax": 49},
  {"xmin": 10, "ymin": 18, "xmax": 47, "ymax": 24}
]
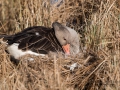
[{"xmin": 0, "ymin": 42, "xmax": 119, "ymax": 90}]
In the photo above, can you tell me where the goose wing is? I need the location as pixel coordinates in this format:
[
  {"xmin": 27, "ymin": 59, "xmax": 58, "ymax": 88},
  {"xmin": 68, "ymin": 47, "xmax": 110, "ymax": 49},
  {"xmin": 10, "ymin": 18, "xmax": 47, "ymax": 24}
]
[{"xmin": 11, "ymin": 26, "xmax": 63, "ymax": 54}]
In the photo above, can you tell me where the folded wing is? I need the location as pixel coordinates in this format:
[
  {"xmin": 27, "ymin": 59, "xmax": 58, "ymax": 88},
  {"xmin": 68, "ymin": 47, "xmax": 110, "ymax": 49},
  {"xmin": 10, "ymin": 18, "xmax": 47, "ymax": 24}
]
[{"xmin": 9, "ymin": 26, "xmax": 63, "ymax": 54}]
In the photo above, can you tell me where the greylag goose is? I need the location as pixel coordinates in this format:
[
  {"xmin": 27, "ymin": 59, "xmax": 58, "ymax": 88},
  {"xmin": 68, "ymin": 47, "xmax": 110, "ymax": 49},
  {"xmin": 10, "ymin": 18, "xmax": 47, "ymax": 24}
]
[{"xmin": 0, "ymin": 22, "xmax": 80, "ymax": 60}]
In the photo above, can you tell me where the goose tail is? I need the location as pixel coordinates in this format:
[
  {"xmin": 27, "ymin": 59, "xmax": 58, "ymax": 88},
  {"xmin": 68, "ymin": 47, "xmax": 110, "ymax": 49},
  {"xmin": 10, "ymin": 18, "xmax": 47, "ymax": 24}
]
[
  {"xmin": 0, "ymin": 34, "xmax": 14, "ymax": 39},
  {"xmin": 0, "ymin": 34, "xmax": 13, "ymax": 44},
  {"xmin": 0, "ymin": 34, "xmax": 8, "ymax": 38}
]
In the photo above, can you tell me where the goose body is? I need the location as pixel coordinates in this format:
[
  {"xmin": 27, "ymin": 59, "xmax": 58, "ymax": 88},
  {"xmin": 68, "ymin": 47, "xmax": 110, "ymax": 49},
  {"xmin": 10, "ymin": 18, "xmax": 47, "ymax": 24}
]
[{"xmin": 0, "ymin": 22, "xmax": 80, "ymax": 59}]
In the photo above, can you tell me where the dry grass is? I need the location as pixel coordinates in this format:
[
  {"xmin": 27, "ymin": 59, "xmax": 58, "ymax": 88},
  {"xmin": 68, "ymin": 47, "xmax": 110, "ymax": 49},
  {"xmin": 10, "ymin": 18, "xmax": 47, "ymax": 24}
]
[{"xmin": 0, "ymin": 0, "xmax": 120, "ymax": 90}]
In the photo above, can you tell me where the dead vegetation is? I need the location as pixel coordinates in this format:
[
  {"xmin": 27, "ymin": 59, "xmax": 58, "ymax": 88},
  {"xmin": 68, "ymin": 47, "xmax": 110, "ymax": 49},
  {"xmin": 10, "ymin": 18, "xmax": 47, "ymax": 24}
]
[{"xmin": 0, "ymin": 0, "xmax": 120, "ymax": 90}]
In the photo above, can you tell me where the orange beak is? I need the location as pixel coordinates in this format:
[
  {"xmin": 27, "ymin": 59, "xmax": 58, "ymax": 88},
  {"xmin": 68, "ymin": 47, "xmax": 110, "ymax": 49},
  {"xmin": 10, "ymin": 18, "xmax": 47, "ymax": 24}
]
[{"xmin": 62, "ymin": 44, "xmax": 70, "ymax": 55}]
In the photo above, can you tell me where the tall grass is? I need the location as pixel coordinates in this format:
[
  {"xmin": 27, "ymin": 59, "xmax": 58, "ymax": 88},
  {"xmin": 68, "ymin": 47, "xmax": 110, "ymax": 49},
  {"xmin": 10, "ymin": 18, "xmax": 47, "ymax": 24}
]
[
  {"xmin": 0, "ymin": 0, "xmax": 51, "ymax": 34},
  {"xmin": 0, "ymin": 0, "xmax": 120, "ymax": 90}
]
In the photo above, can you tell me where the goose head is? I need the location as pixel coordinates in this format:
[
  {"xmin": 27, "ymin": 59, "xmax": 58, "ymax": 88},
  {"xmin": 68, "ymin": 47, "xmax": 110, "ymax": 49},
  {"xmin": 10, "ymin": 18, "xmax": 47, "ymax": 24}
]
[{"xmin": 52, "ymin": 22, "xmax": 80, "ymax": 55}]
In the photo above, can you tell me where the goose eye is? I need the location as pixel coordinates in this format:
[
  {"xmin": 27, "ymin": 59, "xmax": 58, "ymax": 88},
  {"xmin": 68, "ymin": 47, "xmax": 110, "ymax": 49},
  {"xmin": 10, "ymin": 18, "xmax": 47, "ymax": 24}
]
[{"xmin": 63, "ymin": 38, "xmax": 66, "ymax": 41}]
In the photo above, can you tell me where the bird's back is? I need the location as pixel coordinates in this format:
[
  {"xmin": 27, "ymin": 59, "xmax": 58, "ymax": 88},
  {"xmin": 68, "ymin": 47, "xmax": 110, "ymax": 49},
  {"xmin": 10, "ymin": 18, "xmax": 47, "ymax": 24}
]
[{"xmin": 1, "ymin": 26, "xmax": 63, "ymax": 54}]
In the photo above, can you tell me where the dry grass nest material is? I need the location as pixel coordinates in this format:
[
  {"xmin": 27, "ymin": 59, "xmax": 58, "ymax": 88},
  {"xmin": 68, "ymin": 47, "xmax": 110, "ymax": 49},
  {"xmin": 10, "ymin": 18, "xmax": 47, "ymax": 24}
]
[{"xmin": 0, "ymin": 43, "xmax": 118, "ymax": 90}]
